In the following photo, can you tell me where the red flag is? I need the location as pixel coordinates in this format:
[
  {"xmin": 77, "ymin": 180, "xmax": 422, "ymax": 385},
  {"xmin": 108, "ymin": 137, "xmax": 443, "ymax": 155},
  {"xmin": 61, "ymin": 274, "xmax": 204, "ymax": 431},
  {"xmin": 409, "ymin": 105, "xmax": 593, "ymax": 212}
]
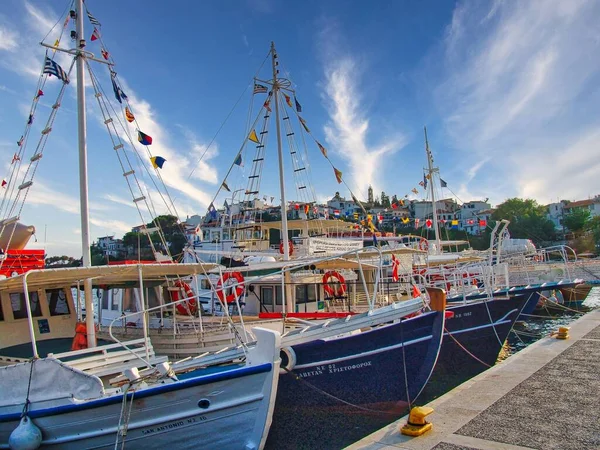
[
  {"xmin": 412, "ymin": 285, "xmax": 421, "ymax": 298},
  {"xmin": 479, "ymin": 219, "xmax": 487, "ymax": 227},
  {"xmin": 101, "ymin": 48, "xmax": 109, "ymax": 60},
  {"xmin": 391, "ymin": 255, "xmax": 400, "ymax": 282},
  {"xmin": 426, "ymin": 219, "xmax": 432, "ymax": 228},
  {"xmin": 11, "ymin": 153, "xmax": 20, "ymax": 164},
  {"xmin": 284, "ymin": 94, "xmax": 292, "ymax": 107},
  {"xmin": 35, "ymin": 89, "xmax": 44, "ymax": 99},
  {"xmin": 1, "ymin": 180, "xmax": 6, "ymax": 188},
  {"xmin": 91, "ymin": 28, "xmax": 100, "ymax": 41}
]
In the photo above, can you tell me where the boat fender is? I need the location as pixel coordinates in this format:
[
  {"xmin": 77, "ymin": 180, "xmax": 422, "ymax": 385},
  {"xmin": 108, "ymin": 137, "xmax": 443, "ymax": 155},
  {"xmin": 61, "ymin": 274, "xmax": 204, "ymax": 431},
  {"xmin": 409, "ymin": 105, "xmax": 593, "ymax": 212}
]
[
  {"xmin": 279, "ymin": 346, "xmax": 297, "ymax": 374},
  {"xmin": 9, "ymin": 415, "xmax": 42, "ymax": 450},
  {"xmin": 400, "ymin": 406, "xmax": 433, "ymax": 437}
]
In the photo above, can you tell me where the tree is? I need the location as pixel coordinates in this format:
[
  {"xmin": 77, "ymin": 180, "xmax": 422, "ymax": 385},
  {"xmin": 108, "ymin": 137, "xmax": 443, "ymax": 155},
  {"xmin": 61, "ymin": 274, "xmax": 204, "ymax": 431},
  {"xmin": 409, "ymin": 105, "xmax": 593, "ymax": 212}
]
[
  {"xmin": 563, "ymin": 209, "xmax": 591, "ymax": 234},
  {"xmin": 492, "ymin": 198, "xmax": 556, "ymax": 245},
  {"xmin": 381, "ymin": 191, "xmax": 390, "ymax": 208}
]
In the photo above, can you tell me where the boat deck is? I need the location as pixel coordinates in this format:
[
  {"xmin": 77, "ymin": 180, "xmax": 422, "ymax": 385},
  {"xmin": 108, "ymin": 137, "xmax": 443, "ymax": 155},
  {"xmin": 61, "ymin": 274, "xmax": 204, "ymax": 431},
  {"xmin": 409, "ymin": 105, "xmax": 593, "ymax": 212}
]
[{"xmin": 348, "ymin": 308, "xmax": 600, "ymax": 450}]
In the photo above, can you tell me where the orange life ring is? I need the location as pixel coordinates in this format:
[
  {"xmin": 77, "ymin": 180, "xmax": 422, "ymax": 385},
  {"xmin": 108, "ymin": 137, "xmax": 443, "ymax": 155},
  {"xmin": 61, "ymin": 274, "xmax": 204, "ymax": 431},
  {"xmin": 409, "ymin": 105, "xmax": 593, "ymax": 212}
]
[
  {"xmin": 216, "ymin": 271, "xmax": 245, "ymax": 304},
  {"xmin": 323, "ymin": 270, "xmax": 347, "ymax": 298},
  {"xmin": 279, "ymin": 240, "xmax": 294, "ymax": 256},
  {"xmin": 418, "ymin": 238, "xmax": 429, "ymax": 252},
  {"xmin": 171, "ymin": 280, "xmax": 198, "ymax": 315}
]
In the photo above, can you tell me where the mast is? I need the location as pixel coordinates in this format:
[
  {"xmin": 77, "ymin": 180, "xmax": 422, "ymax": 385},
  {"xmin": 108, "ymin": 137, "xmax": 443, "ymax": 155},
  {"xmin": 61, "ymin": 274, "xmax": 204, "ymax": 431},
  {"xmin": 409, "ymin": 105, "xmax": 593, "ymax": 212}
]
[
  {"xmin": 75, "ymin": 0, "xmax": 96, "ymax": 346},
  {"xmin": 424, "ymin": 127, "xmax": 442, "ymax": 255},
  {"xmin": 270, "ymin": 42, "xmax": 293, "ymax": 313}
]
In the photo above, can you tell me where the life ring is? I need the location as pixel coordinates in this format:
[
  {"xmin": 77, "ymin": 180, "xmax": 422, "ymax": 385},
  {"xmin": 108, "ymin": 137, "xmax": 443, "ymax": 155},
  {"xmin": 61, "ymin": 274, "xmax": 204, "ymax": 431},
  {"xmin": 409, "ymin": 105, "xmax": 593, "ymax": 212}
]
[
  {"xmin": 279, "ymin": 240, "xmax": 294, "ymax": 256},
  {"xmin": 322, "ymin": 270, "xmax": 347, "ymax": 298},
  {"xmin": 418, "ymin": 238, "xmax": 429, "ymax": 252},
  {"xmin": 216, "ymin": 271, "xmax": 245, "ymax": 304},
  {"xmin": 171, "ymin": 280, "xmax": 198, "ymax": 315}
]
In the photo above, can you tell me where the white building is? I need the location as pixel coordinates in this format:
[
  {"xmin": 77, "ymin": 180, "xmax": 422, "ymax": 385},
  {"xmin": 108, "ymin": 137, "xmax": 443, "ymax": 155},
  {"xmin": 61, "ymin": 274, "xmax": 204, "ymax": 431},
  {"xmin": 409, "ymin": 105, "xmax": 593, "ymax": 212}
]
[
  {"xmin": 327, "ymin": 192, "xmax": 361, "ymax": 218},
  {"xmin": 546, "ymin": 201, "xmax": 569, "ymax": 230},
  {"xmin": 563, "ymin": 196, "xmax": 600, "ymax": 219},
  {"xmin": 97, "ymin": 235, "xmax": 125, "ymax": 258},
  {"xmin": 457, "ymin": 201, "xmax": 492, "ymax": 235}
]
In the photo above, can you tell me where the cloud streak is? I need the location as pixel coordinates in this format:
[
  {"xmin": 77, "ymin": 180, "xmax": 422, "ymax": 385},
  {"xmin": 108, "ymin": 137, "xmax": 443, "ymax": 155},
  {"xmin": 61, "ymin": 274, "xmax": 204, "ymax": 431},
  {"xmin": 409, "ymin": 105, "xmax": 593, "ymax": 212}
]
[{"xmin": 433, "ymin": 0, "xmax": 600, "ymax": 204}]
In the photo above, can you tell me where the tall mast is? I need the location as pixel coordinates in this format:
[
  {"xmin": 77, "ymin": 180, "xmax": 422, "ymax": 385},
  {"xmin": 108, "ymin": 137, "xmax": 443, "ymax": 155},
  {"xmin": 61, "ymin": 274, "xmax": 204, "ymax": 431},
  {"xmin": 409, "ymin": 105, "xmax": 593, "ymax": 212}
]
[
  {"xmin": 271, "ymin": 42, "xmax": 289, "ymax": 260},
  {"xmin": 270, "ymin": 42, "xmax": 293, "ymax": 313},
  {"xmin": 424, "ymin": 127, "xmax": 442, "ymax": 255},
  {"xmin": 75, "ymin": 0, "xmax": 96, "ymax": 346}
]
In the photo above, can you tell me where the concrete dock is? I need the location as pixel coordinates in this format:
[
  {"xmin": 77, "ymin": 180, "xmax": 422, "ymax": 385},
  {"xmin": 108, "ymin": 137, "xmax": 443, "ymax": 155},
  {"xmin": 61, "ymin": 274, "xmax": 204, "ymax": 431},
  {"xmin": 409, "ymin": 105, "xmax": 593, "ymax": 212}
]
[{"xmin": 348, "ymin": 309, "xmax": 600, "ymax": 450}]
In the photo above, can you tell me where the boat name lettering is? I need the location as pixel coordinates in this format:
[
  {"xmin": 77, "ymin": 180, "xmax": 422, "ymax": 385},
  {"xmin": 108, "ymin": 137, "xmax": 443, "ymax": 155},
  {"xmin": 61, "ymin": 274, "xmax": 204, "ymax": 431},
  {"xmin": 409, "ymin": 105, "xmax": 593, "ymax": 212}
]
[
  {"xmin": 452, "ymin": 312, "xmax": 472, "ymax": 319},
  {"xmin": 141, "ymin": 416, "xmax": 206, "ymax": 435},
  {"xmin": 328, "ymin": 361, "xmax": 372, "ymax": 373}
]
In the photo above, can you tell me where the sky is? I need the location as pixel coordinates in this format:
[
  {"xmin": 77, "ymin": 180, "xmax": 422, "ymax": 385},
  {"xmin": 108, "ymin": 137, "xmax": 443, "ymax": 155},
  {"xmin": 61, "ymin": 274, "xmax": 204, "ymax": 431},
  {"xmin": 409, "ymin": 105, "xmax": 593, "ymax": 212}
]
[{"xmin": 1, "ymin": 0, "xmax": 600, "ymax": 258}]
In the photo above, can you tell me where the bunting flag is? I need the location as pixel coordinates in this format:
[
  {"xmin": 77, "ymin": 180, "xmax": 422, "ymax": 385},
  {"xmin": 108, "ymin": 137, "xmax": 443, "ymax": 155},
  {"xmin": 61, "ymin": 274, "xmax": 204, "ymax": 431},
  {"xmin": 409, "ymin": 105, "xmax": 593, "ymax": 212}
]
[
  {"xmin": 294, "ymin": 203, "xmax": 300, "ymax": 210},
  {"xmin": 253, "ymin": 83, "xmax": 268, "ymax": 94},
  {"xmin": 221, "ymin": 181, "xmax": 231, "ymax": 192},
  {"xmin": 1, "ymin": 180, "xmax": 6, "ymax": 188},
  {"xmin": 333, "ymin": 167, "xmax": 343, "ymax": 184},
  {"xmin": 426, "ymin": 219, "xmax": 432, "ymax": 229},
  {"xmin": 451, "ymin": 220, "xmax": 459, "ymax": 229},
  {"xmin": 304, "ymin": 204, "xmax": 310, "ymax": 215},
  {"xmin": 11, "ymin": 153, "xmax": 20, "ymax": 164},
  {"xmin": 101, "ymin": 48, "xmax": 109, "ymax": 60},
  {"xmin": 466, "ymin": 218, "xmax": 475, "ymax": 225},
  {"xmin": 27, "ymin": 114, "xmax": 33, "ymax": 125},
  {"xmin": 17, "ymin": 136, "xmax": 23, "ymax": 146},
  {"xmin": 479, "ymin": 219, "xmax": 487, "ymax": 227},
  {"xmin": 87, "ymin": 10, "xmax": 101, "ymax": 26},
  {"xmin": 334, "ymin": 210, "xmax": 340, "ymax": 216},
  {"xmin": 224, "ymin": 200, "xmax": 231, "ymax": 214},
  {"xmin": 248, "ymin": 129, "xmax": 260, "ymax": 144},
  {"xmin": 391, "ymin": 203, "xmax": 398, "ymax": 210},
  {"xmin": 91, "ymin": 28, "xmax": 100, "ymax": 41},
  {"xmin": 299, "ymin": 116, "xmax": 310, "ymax": 132},
  {"xmin": 111, "ymin": 74, "xmax": 124, "ymax": 103},
  {"xmin": 125, "ymin": 107, "xmax": 135, "ymax": 123},
  {"xmin": 234, "ymin": 154, "xmax": 243, "ymax": 166},
  {"xmin": 411, "ymin": 188, "xmax": 418, "ymax": 195},
  {"xmin": 43, "ymin": 56, "xmax": 69, "ymax": 83},
  {"xmin": 391, "ymin": 254, "xmax": 400, "ymax": 282},
  {"xmin": 412, "ymin": 285, "xmax": 421, "ymax": 298},
  {"xmin": 138, "ymin": 131, "xmax": 153, "ymax": 145},
  {"xmin": 53, "ymin": 39, "xmax": 59, "ymax": 48},
  {"xmin": 35, "ymin": 89, "xmax": 44, "ymax": 99},
  {"xmin": 317, "ymin": 141, "xmax": 327, "ymax": 158},
  {"xmin": 440, "ymin": 178, "xmax": 448, "ymax": 188},
  {"xmin": 150, "ymin": 156, "xmax": 166, "ymax": 169},
  {"xmin": 263, "ymin": 99, "xmax": 271, "ymax": 112},
  {"xmin": 295, "ymin": 97, "xmax": 302, "ymax": 112},
  {"xmin": 423, "ymin": 175, "xmax": 428, "ymax": 190},
  {"xmin": 415, "ymin": 218, "xmax": 420, "ymax": 227},
  {"xmin": 378, "ymin": 214, "xmax": 383, "ymax": 222},
  {"xmin": 426, "ymin": 174, "xmax": 431, "ymax": 180},
  {"xmin": 418, "ymin": 181, "xmax": 425, "ymax": 187},
  {"xmin": 284, "ymin": 94, "xmax": 292, "ymax": 107},
  {"xmin": 63, "ymin": 13, "xmax": 70, "ymax": 27},
  {"xmin": 402, "ymin": 217, "xmax": 410, "ymax": 224}
]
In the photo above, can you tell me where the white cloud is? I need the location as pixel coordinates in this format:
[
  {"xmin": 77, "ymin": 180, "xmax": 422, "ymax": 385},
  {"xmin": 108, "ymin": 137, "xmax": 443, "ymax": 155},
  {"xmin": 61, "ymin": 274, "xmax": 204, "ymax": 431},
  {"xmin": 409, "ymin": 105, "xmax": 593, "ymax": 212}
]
[
  {"xmin": 0, "ymin": 25, "xmax": 17, "ymax": 51},
  {"xmin": 433, "ymin": 0, "xmax": 600, "ymax": 205},
  {"xmin": 319, "ymin": 28, "xmax": 407, "ymax": 196}
]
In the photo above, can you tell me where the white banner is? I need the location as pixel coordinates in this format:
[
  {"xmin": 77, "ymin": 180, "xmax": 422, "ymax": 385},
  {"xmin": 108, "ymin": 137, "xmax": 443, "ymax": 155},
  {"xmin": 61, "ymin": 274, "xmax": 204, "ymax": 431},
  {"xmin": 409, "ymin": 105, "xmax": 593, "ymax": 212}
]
[{"xmin": 307, "ymin": 237, "xmax": 363, "ymax": 256}]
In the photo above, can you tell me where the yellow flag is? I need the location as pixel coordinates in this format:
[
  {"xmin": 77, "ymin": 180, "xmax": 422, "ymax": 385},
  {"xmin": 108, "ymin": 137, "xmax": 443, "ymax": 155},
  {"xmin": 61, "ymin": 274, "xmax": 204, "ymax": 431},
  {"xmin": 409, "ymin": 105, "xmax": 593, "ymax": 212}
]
[
  {"xmin": 53, "ymin": 39, "xmax": 60, "ymax": 47},
  {"xmin": 248, "ymin": 129, "xmax": 260, "ymax": 144},
  {"xmin": 402, "ymin": 217, "xmax": 410, "ymax": 224},
  {"xmin": 317, "ymin": 141, "xmax": 327, "ymax": 158},
  {"xmin": 333, "ymin": 167, "xmax": 342, "ymax": 184}
]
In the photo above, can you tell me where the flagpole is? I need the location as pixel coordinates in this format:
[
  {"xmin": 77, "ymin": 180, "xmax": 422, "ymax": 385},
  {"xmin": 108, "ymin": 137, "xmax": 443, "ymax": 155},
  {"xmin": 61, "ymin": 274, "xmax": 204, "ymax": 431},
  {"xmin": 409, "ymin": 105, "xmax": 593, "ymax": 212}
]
[
  {"xmin": 73, "ymin": 0, "xmax": 96, "ymax": 347},
  {"xmin": 271, "ymin": 42, "xmax": 293, "ymax": 313},
  {"xmin": 424, "ymin": 126, "xmax": 442, "ymax": 255}
]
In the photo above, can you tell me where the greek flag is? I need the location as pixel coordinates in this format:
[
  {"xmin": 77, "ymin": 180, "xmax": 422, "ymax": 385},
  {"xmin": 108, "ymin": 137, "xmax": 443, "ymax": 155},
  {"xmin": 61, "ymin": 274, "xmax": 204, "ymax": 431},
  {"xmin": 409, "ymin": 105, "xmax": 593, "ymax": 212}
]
[
  {"xmin": 43, "ymin": 57, "xmax": 69, "ymax": 83},
  {"xmin": 87, "ymin": 11, "xmax": 101, "ymax": 26}
]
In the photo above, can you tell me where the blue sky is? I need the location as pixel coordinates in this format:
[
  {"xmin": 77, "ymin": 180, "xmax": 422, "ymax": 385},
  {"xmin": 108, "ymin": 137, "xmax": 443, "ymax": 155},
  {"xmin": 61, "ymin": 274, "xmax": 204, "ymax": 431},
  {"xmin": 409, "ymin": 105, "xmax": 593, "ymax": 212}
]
[{"xmin": 1, "ymin": 0, "xmax": 600, "ymax": 257}]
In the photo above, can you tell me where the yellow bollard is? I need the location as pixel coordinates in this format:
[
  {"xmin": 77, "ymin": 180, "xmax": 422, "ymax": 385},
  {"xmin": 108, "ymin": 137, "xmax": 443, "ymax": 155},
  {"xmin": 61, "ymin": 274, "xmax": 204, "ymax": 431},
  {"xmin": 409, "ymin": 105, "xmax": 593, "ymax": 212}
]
[
  {"xmin": 400, "ymin": 406, "xmax": 434, "ymax": 436},
  {"xmin": 554, "ymin": 326, "xmax": 570, "ymax": 340}
]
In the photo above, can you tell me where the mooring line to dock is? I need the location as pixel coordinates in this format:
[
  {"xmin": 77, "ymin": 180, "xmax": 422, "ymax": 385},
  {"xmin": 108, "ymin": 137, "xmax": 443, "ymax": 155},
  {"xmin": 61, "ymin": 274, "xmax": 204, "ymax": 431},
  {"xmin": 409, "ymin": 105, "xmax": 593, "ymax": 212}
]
[{"xmin": 444, "ymin": 328, "xmax": 492, "ymax": 368}]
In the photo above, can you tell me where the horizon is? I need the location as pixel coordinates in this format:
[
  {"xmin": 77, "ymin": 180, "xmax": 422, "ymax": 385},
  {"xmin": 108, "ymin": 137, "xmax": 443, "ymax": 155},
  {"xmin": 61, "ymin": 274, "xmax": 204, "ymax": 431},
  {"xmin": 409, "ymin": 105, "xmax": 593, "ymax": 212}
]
[{"xmin": 1, "ymin": 1, "xmax": 600, "ymax": 258}]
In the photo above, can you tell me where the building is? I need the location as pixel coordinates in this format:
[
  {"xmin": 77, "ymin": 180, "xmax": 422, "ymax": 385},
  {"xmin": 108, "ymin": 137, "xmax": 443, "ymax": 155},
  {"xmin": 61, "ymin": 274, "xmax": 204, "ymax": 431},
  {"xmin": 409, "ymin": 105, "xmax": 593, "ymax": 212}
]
[
  {"xmin": 410, "ymin": 198, "xmax": 459, "ymax": 227},
  {"xmin": 563, "ymin": 196, "xmax": 600, "ymax": 218},
  {"xmin": 456, "ymin": 201, "xmax": 492, "ymax": 234},
  {"xmin": 327, "ymin": 192, "xmax": 361, "ymax": 218},
  {"xmin": 97, "ymin": 235, "xmax": 125, "ymax": 258},
  {"xmin": 546, "ymin": 200, "xmax": 569, "ymax": 230}
]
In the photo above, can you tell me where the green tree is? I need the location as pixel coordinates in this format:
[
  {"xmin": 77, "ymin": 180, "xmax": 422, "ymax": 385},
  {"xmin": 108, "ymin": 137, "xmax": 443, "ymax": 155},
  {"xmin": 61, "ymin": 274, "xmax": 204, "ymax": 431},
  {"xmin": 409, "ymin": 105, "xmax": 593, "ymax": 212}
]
[
  {"xmin": 492, "ymin": 198, "xmax": 556, "ymax": 245},
  {"xmin": 563, "ymin": 209, "xmax": 591, "ymax": 234}
]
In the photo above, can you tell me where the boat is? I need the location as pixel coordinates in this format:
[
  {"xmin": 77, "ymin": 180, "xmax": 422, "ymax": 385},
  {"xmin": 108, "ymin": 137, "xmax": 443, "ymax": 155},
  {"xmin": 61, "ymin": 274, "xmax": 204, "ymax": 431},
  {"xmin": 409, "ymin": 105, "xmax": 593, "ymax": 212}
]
[{"xmin": 0, "ymin": 2, "xmax": 282, "ymax": 448}]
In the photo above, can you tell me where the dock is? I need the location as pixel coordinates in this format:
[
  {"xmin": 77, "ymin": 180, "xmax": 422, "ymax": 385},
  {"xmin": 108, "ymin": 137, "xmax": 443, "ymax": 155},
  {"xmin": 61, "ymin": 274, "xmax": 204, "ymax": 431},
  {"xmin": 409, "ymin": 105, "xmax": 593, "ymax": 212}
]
[{"xmin": 348, "ymin": 309, "xmax": 600, "ymax": 450}]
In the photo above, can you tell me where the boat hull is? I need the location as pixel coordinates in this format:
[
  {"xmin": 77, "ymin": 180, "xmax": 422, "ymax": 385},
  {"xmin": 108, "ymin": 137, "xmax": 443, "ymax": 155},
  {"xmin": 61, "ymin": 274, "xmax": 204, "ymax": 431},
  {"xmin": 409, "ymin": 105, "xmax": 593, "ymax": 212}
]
[
  {"xmin": 266, "ymin": 310, "xmax": 444, "ymax": 446},
  {"xmin": 1, "ymin": 360, "xmax": 279, "ymax": 450},
  {"xmin": 426, "ymin": 295, "xmax": 526, "ymax": 395}
]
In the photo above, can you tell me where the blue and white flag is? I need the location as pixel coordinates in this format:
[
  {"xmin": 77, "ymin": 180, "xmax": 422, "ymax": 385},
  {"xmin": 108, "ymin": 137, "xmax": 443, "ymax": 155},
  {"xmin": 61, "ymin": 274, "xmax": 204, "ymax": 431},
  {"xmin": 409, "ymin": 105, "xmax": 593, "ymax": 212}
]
[
  {"xmin": 43, "ymin": 57, "xmax": 69, "ymax": 83},
  {"xmin": 87, "ymin": 10, "xmax": 101, "ymax": 26}
]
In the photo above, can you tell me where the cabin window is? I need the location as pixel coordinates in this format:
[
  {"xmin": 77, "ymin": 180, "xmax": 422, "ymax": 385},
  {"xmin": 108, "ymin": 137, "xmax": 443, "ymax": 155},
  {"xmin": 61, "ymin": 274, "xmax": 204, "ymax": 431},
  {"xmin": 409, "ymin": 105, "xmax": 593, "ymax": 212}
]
[
  {"xmin": 261, "ymin": 286, "xmax": 283, "ymax": 306},
  {"xmin": 47, "ymin": 289, "xmax": 70, "ymax": 316},
  {"xmin": 200, "ymin": 279, "xmax": 212, "ymax": 290},
  {"xmin": 99, "ymin": 289, "xmax": 109, "ymax": 310},
  {"xmin": 295, "ymin": 284, "xmax": 319, "ymax": 304},
  {"xmin": 261, "ymin": 287, "xmax": 274, "ymax": 306},
  {"xmin": 10, "ymin": 292, "xmax": 42, "ymax": 319}
]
